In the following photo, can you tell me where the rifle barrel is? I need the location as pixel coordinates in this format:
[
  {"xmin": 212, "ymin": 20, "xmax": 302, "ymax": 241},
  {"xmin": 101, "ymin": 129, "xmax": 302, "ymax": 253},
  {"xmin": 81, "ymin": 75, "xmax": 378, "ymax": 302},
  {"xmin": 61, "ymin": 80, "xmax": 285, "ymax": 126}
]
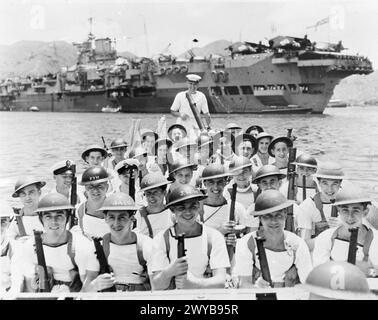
[
  {"xmin": 347, "ymin": 228, "xmax": 359, "ymax": 265},
  {"xmin": 255, "ymin": 236, "xmax": 273, "ymax": 287}
]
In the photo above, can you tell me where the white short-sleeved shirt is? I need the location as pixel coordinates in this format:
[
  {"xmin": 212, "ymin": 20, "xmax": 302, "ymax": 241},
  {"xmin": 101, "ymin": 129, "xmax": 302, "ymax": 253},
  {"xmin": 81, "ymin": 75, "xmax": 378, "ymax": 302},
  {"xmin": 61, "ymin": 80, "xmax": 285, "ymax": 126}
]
[
  {"xmin": 1, "ymin": 242, "xmax": 11, "ymax": 291},
  {"xmin": 134, "ymin": 208, "xmax": 173, "ymax": 238},
  {"xmin": 298, "ymin": 196, "xmax": 341, "ymax": 233},
  {"xmin": 7, "ymin": 214, "xmax": 44, "ymax": 240},
  {"xmin": 223, "ymin": 182, "xmax": 258, "ymax": 210},
  {"xmin": 234, "ymin": 231, "xmax": 312, "ymax": 283},
  {"xmin": 202, "ymin": 201, "xmax": 250, "ymax": 232},
  {"xmin": 14, "ymin": 232, "xmax": 99, "ymax": 284},
  {"xmin": 312, "ymin": 224, "xmax": 378, "ymax": 268},
  {"xmin": 76, "ymin": 202, "xmax": 109, "ymax": 238},
  {"xmin": 150, "ymin": 225, "xmax": 230, "ymax": 278},
  {"xmin": 106, "ymin": 233, "xmax": 153, "ymax": 284},
  {"xmin": 170, "ymin": 91, "xmax": 209, "ymax": 133}
]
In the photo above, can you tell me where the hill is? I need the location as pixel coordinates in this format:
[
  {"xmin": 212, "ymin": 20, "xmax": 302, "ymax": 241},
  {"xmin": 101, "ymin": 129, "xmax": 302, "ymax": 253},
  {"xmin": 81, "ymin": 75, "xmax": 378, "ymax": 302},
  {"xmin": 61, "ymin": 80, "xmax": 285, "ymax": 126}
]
[{"xmin": 179, "ymin": 40, "xmax": 232, "ymax": 58}]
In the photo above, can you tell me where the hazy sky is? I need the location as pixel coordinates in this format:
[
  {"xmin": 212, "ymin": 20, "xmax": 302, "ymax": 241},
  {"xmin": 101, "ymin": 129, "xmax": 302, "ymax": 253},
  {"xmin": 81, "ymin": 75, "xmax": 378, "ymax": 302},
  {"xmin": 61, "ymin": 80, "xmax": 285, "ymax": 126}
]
[{"xmin": 1, "ymin": 0, "xmax": 378, "ymax": 65}]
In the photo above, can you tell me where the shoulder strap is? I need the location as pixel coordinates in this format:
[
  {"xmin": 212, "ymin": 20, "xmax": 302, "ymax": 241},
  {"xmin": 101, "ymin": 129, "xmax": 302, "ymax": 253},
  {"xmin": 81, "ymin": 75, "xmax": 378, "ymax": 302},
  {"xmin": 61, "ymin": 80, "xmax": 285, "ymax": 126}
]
[
  {"xmin": 15, "ymin": 213, "xmax": 27, "ymax": 237},
  {"xmin": 247, "ymin": 234, "xmax": 256, "ymax": 263},
  {"xmin": 363, "ymin": 229, "xmax": 374, "ymax": 262},
  {"xmin": 163, "ymin": 228, "xmax": 171, "ymax": 263},
  {"xmin": 312, "ymin": 193, "xmax": 327, "ymax": 222},
  {"xmin": 136, "ymin": 234, "xmax": 147, "ymax": 268},
  {"xmin": 77, "ymin": 202, "xmax": 85, "ymax": 231},
  {"xmin": 139, "ymin": 206, "xmax": 154, "ymax": 238},
  {"xmin": 66, "ymin": 231, "xmax": 77, "ymax": 268},
  {"xmin": 102, "ymin": 233, "xmax": 111, "ymax": 259}
]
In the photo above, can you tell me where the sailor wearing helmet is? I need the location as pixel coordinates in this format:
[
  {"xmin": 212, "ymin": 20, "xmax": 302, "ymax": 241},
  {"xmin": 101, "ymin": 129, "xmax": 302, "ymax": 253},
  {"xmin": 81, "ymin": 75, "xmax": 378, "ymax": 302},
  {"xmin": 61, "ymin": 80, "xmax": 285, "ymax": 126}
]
[{"xmin": 170, "ymin": 74, "xmax": 211, "ymax": 138}]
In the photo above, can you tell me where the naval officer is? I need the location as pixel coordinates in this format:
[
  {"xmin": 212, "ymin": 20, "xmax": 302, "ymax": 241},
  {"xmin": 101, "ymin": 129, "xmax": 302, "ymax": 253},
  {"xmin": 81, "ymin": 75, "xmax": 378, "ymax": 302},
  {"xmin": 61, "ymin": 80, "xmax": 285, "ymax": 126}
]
[{"xmin": 170, "ymin": 74, "xmax": 211, "ymax": 138}]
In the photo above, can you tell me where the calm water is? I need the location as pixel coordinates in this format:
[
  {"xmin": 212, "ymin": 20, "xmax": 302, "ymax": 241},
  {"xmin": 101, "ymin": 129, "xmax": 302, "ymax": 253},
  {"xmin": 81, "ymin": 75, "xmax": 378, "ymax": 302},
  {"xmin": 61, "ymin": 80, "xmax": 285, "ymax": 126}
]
[{"xmin": 1, "ymin": 106, "xmax": 378, "ymax": 205}]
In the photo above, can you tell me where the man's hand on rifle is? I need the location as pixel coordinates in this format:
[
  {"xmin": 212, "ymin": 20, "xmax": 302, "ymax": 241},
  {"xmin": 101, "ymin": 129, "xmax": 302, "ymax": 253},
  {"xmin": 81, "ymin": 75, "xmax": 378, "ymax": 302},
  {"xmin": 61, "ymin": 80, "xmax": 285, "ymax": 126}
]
[
  {"xmin": 221, "ymin": 220, "xmax": 236, "ymax": 235},
  {"xmin": 225, "ymin": 233, "xmax": 237, "ymax": 247},
  {"xmin": 92, "ymin": 273, "xmax": 116, "ymax": 291},
  {"xmin": 328, "ymin": 217, "xmax": 340, "ymax": 228},
  {"xmin": 167, "ymin": 256, "xmax": 188, "ymax": 278},
  {"xmin": 255, "ymin": 276, "xmax": 271, "ymax": 288},
  {"xmin": 175, "ymin": 271, "xmax": 203, "ymax": 289}
]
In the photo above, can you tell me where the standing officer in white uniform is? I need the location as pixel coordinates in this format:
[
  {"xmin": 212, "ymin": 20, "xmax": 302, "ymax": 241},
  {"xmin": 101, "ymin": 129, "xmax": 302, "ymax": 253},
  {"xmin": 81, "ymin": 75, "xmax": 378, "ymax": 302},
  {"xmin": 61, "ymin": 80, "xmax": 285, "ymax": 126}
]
[{"xmin": 170, "ymin": 74, "xmax": 211, "ymax": 138}]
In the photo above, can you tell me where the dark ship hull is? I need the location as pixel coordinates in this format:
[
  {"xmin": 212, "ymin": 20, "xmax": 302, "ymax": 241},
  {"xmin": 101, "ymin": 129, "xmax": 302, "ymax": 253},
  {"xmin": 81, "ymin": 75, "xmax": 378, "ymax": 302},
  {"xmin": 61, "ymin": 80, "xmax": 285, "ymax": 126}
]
[{"xmin": 1, "ymin": 37, "xmax": 372, "ymax": 114}]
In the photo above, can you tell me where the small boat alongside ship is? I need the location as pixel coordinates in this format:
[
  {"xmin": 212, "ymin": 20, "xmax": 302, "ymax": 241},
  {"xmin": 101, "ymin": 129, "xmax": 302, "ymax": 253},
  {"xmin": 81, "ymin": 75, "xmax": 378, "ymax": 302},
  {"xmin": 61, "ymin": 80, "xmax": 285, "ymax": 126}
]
[
  {"xmin": 327, "ymin": 99, "xmax": 348, "ymax": 108},
  {"xmin": 101, "ymin": 105, "xmax": 121, "ymax": 113}
]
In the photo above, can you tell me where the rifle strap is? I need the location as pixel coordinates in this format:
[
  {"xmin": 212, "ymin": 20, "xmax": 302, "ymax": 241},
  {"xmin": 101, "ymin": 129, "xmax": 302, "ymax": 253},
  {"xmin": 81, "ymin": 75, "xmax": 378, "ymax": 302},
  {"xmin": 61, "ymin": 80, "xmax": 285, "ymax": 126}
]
[
  {"xmin": 66, "ymin": 231, "xmax": 77, "ymax": 269},
  {"xmin": 139, "ymin": 206, "xmax": 154, "ymax": 238},
  {"xmin": 77, "ymin": 202, "xmax": 85, "ymax": 232},
  {"xmin": 312, "ymin": 193, "xmax": 328, "ymax": 223},
  {"xmin": 331, "ymin": 226, "xmax": 373, "ymax": 262},
  {"xmin": 15, "ymin": 215, "xmax": 27, "ymax": 237},
  {"xmin": 102, "ymin": 232, "xmax": 146, "ymax": 268},
  {"xmin": 203, "ymin": 204, "xmax": 225, "ymax": 224},
  {"xmin": 14, "ymin": 208, "xmax": 27, "ymax": 237}
]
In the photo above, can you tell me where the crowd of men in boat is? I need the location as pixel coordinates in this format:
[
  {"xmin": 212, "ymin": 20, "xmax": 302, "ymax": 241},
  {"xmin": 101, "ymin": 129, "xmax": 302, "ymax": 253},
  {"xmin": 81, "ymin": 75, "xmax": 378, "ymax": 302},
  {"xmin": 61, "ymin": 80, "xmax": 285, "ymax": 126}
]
[{"xmin": 1, "ymin": 75, "xmax": 377, "ymax": 300}]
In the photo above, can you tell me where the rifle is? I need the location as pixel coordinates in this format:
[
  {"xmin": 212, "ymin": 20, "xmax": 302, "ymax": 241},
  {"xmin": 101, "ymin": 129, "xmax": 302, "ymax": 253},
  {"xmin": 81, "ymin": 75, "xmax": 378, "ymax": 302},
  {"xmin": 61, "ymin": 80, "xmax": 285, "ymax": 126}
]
[
  {"xmin": 185, "ymin": 91, "xmax": 206, "ymax": 131},
  {"xmin": 255, "ymin": 235, "xmax": 277, "ymax": 299},
  {"xmin": 129, "ymin": 166, "xmax": 136, "ymax": 201},
  {"xmin": 285, "ymin": 147, "xmax": 297, "ymax": 232},
  {"xmin": 302, "ymin": 175, "xmax": 307, "ymax": 201},
  {"xmin": 330, "ymin": 199, "xmax": 338, "ymax": 218},
  {"xmin": 101, "ymin": 136, "xmax": 112, "ymax": 158},
  {"xmin": 286, "ymin": 128, "xmax": 297, "ymax": 142},
  {"xmin": 177, "ymin": 233, "xmax": 186, "ymax": 259},
  {"xmin": 66, "ymin": 160, "xmax": 77, "ymax": 228},
  {"xmin": 227, "ymin": 183, "xmax": 237, "ymax": 263},
  {"xmin": 347, "ymin": 228, "xmax": 359, "ymax": 265},
  {"xmin": 93, "ymin": 237, "xmax": 116, "ymax": 292},
  {"xmin": 33, "ymin": 230, "xmax": 52, "ymax": 292}
]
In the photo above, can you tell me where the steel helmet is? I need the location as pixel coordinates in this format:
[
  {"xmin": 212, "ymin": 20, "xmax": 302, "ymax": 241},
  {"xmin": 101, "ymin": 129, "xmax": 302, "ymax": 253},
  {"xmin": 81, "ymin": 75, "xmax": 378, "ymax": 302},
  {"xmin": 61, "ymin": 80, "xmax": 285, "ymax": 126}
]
[
  {"xmin": 167, "ymin": 124, "xmax": 187, "ymax": 140},
  {"xmin": 302, "ymin": 261, "xmax": 376, "ymax": 300},
  {"xmin": 98, "ymin": 192, "xmax": 138, "ymax": 212},
  {"xmin": 114, "ymin": 159, "xmax": 140, "ymax": 174},
  {"xmin": 35, "ymin": 193, "xmax": 74, "ymax": 214},
  {"xmin": 140, "ymin": 128, "xmax": 158, "ymax": 141},
  {"xmin": 12, "ymin": 177, "xmax": 46, "ymax": 198},
  {"xmin": 253, "ymin": 165, "xmax": 286, "ymax": 183},
  {"xmin": 229, "ymin": 156, "xmax": 253, "ymax": 172},
  {"xmin": 245, "ymin": 125, "xmax": 264, "ymax": 135},
  {"xmin": 268, "ymin": 136, "xmax": 293, "ymax": 157},
  {"xmin": 332, "ymin": 184, "xmax": 371, "ymax": 207},
  {"xmin": 128, "ymin": 146, "xmax": 148, "ymax": 159},
  {"xmin": 201, "ymin": 163, "xmax": 232, "ymax": 181},
  {"xmin": 110, "ymin": 138, "xmax": 128, "ymax": 149},
  {"xmin": 169, "ymin": 158, "xmax": 197, "ymax": 175},
  {"xmin": 140, "ymin": 172, "xmax": 172, "ymax": 192},
  {"xmin": 81, "ymin": 144, "xmax": 107, "ymax": 161},
  {"xmin": 166, "ymin": 184, "xmax": 207, "ymax": 208},
  {"xmin": 253, "ymin": 190, "xmax": 294, "ymax": 216},
  {"xmin": 313, "ymin": 161, "xmax": 345, "ymax": 180},
  {"xmin": 0, "ymin": 200, "xmax": 14, "ymax": 218},
  {"xmin": 291, "ymin": 153, "xmax": 317, "ymax": 168},
  {"xmin": 80, "ymin": 166, "xmax": 109, "ymax": 185},
  {"xmin": 256, "ymin": 132, "xmax": 274, "ymax": 142},
  {"xmin": 225, "ymin": 123, "xmax": 242, "ymax": 131}
]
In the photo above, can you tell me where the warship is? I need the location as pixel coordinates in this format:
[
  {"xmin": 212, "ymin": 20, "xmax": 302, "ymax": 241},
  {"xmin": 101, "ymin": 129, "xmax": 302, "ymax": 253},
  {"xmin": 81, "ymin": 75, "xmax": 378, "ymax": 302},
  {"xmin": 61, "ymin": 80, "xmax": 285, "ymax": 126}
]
[{"xmin": 0, "ymin": 31, "xmax": 373, "ymax": 114}]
